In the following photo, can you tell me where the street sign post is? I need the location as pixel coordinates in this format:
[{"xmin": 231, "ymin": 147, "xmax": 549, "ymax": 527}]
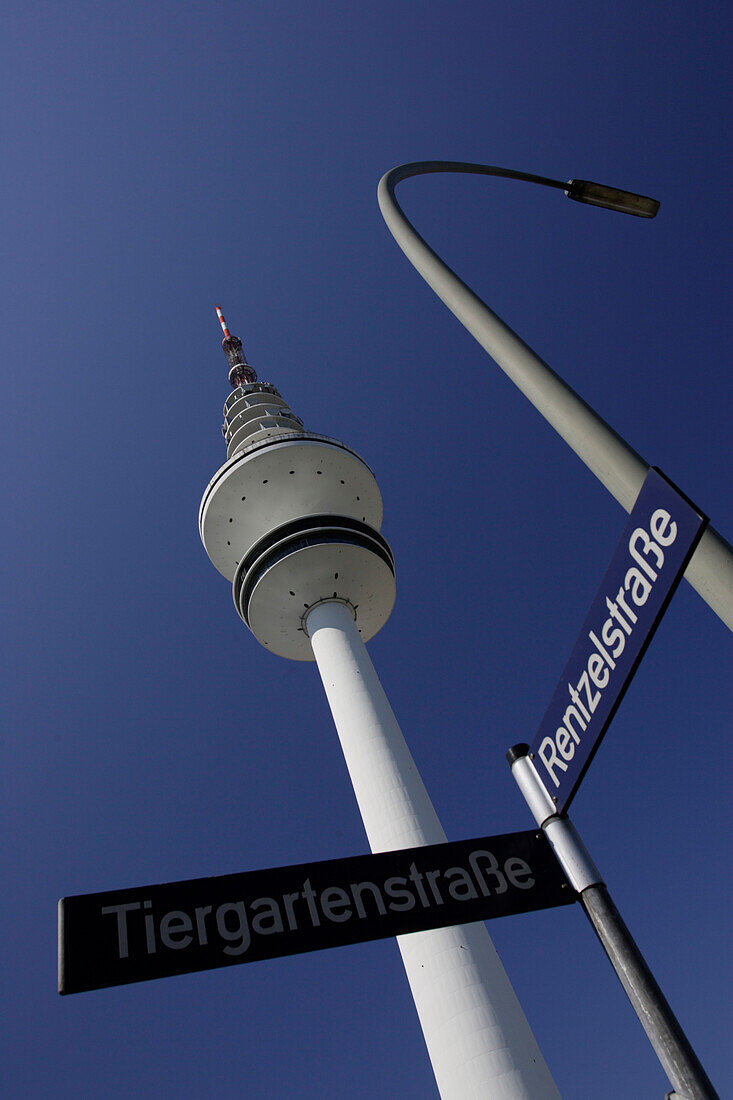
[
  {"xmin": 509, "ymin": 468, "xmax": 717, "ymax": 1098},
  {"xmin": 508, "ymin": 745, "xmax": 719, "ymax": 1100},
  {"xmin": 59, "ymin": 830, "xmax": 573, "ymax": 995},
  {"xmin": 529, "ymin": 467, "xmax": 707, "ymax": 811}
]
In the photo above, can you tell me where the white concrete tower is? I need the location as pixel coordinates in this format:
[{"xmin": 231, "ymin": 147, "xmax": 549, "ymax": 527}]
[{"xmin": 199, "ymin": 310, "xmax": 560, "ymax": 1099}]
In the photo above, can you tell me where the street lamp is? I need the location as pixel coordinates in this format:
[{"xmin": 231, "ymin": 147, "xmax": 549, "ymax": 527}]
[
  {"xmin": 378, "ymin": 162, "xmax": 724, "ymax": 1098},
  {"xmin": 377, "ymin": 161, "xmax": 732, "ymax": 630}
]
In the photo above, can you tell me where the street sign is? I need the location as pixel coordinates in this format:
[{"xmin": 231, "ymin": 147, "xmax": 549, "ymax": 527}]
[
  {"xmin": 59, "ymin": 830, "xmax": 573, "ymax": 994},
  {"xmin": 529, "ymin": 467, "xmax": 707, "ymax": 812}
]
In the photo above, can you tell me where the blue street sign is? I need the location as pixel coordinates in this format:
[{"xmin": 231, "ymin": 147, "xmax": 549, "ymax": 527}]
[{"xmin": 529, "ymin": 468, "xmax": 707, "ymax": 812}]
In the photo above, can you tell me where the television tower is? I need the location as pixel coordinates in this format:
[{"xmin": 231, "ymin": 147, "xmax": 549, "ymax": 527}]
[{"xmin": 199, "ymin": 309, "xmax": 559, "ymax": 1099}]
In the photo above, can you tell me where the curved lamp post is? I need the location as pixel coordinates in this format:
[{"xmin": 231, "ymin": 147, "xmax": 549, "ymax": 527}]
[
  {"xmin": 378, "ymin": 163, "xmax": 724, "ymax": 1098},
  {"xmin": 377, "ymin": 161, "xmax": 733, "ymax": 631}
]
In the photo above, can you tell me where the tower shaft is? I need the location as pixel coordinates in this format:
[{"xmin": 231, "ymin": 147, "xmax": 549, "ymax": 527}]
[
  {"xmin": 306, "ymin": 600, "xmax": 560, "ymax": 1099},
  {"xmin": 201, "ymin": 312, "xmax": 558, "ymax": 1096}
]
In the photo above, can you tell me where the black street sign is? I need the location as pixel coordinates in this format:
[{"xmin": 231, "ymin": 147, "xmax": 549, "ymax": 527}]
[
  {"xmin": 529, "ymin": 467, "xmax": 707, "ymax": 812},
  {"xmin": 59, "ymin": 830, "xmax": 573, "ymax": 994}
]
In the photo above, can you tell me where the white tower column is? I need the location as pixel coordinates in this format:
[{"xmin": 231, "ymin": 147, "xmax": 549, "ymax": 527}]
[
  {"xmin": 201, "ymin": 311, "xmax": 560, "ymax": 1098},
  {"xmin": 306, "ymin": 599, "xmax": 560, "ymax": 1100}
]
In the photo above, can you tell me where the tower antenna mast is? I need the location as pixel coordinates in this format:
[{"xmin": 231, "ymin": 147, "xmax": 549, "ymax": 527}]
[{"xmin": 215, "ymin": 305, "xmax": 257, "ymax": 387}]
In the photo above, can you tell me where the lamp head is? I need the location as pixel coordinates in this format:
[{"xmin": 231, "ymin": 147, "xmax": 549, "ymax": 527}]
[{"xmin": 565, "ymin": 179, "xmax": 660, "ymax": 218}]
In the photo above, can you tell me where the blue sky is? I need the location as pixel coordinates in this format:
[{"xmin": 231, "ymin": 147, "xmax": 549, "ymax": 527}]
[{"xmin": 2, "ymin": 2, "xmax": 730, "ymax": 1096}]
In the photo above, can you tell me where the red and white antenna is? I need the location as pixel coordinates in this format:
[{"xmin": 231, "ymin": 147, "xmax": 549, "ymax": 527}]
[
  {"xmin": 215, "ymin": 305, "xmax": 257, "ymax": 387},
  {"xmin": 215, "ymin": 305, "xmax": 231, "ymax": 339}
]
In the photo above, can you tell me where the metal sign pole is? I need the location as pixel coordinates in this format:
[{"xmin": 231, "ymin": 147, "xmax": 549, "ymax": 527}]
[{"xmin": 506, "ymin": 744, "xmax": 719, "ymax": 1100}]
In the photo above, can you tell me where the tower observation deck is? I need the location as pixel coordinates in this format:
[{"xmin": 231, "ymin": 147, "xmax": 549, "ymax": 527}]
[
  {"xmin": 199, "ymin": 310, "xmax": 395, "ymax": 661},
  {"xmin": 199, "ymin": 310, "xmax": 559, "ymax": 1099}
]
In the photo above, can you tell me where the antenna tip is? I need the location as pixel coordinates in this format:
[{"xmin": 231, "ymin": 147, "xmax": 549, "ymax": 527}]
[{"xmin": 215, "ymin": 305, "xmax": 230, "ymax": 338}]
